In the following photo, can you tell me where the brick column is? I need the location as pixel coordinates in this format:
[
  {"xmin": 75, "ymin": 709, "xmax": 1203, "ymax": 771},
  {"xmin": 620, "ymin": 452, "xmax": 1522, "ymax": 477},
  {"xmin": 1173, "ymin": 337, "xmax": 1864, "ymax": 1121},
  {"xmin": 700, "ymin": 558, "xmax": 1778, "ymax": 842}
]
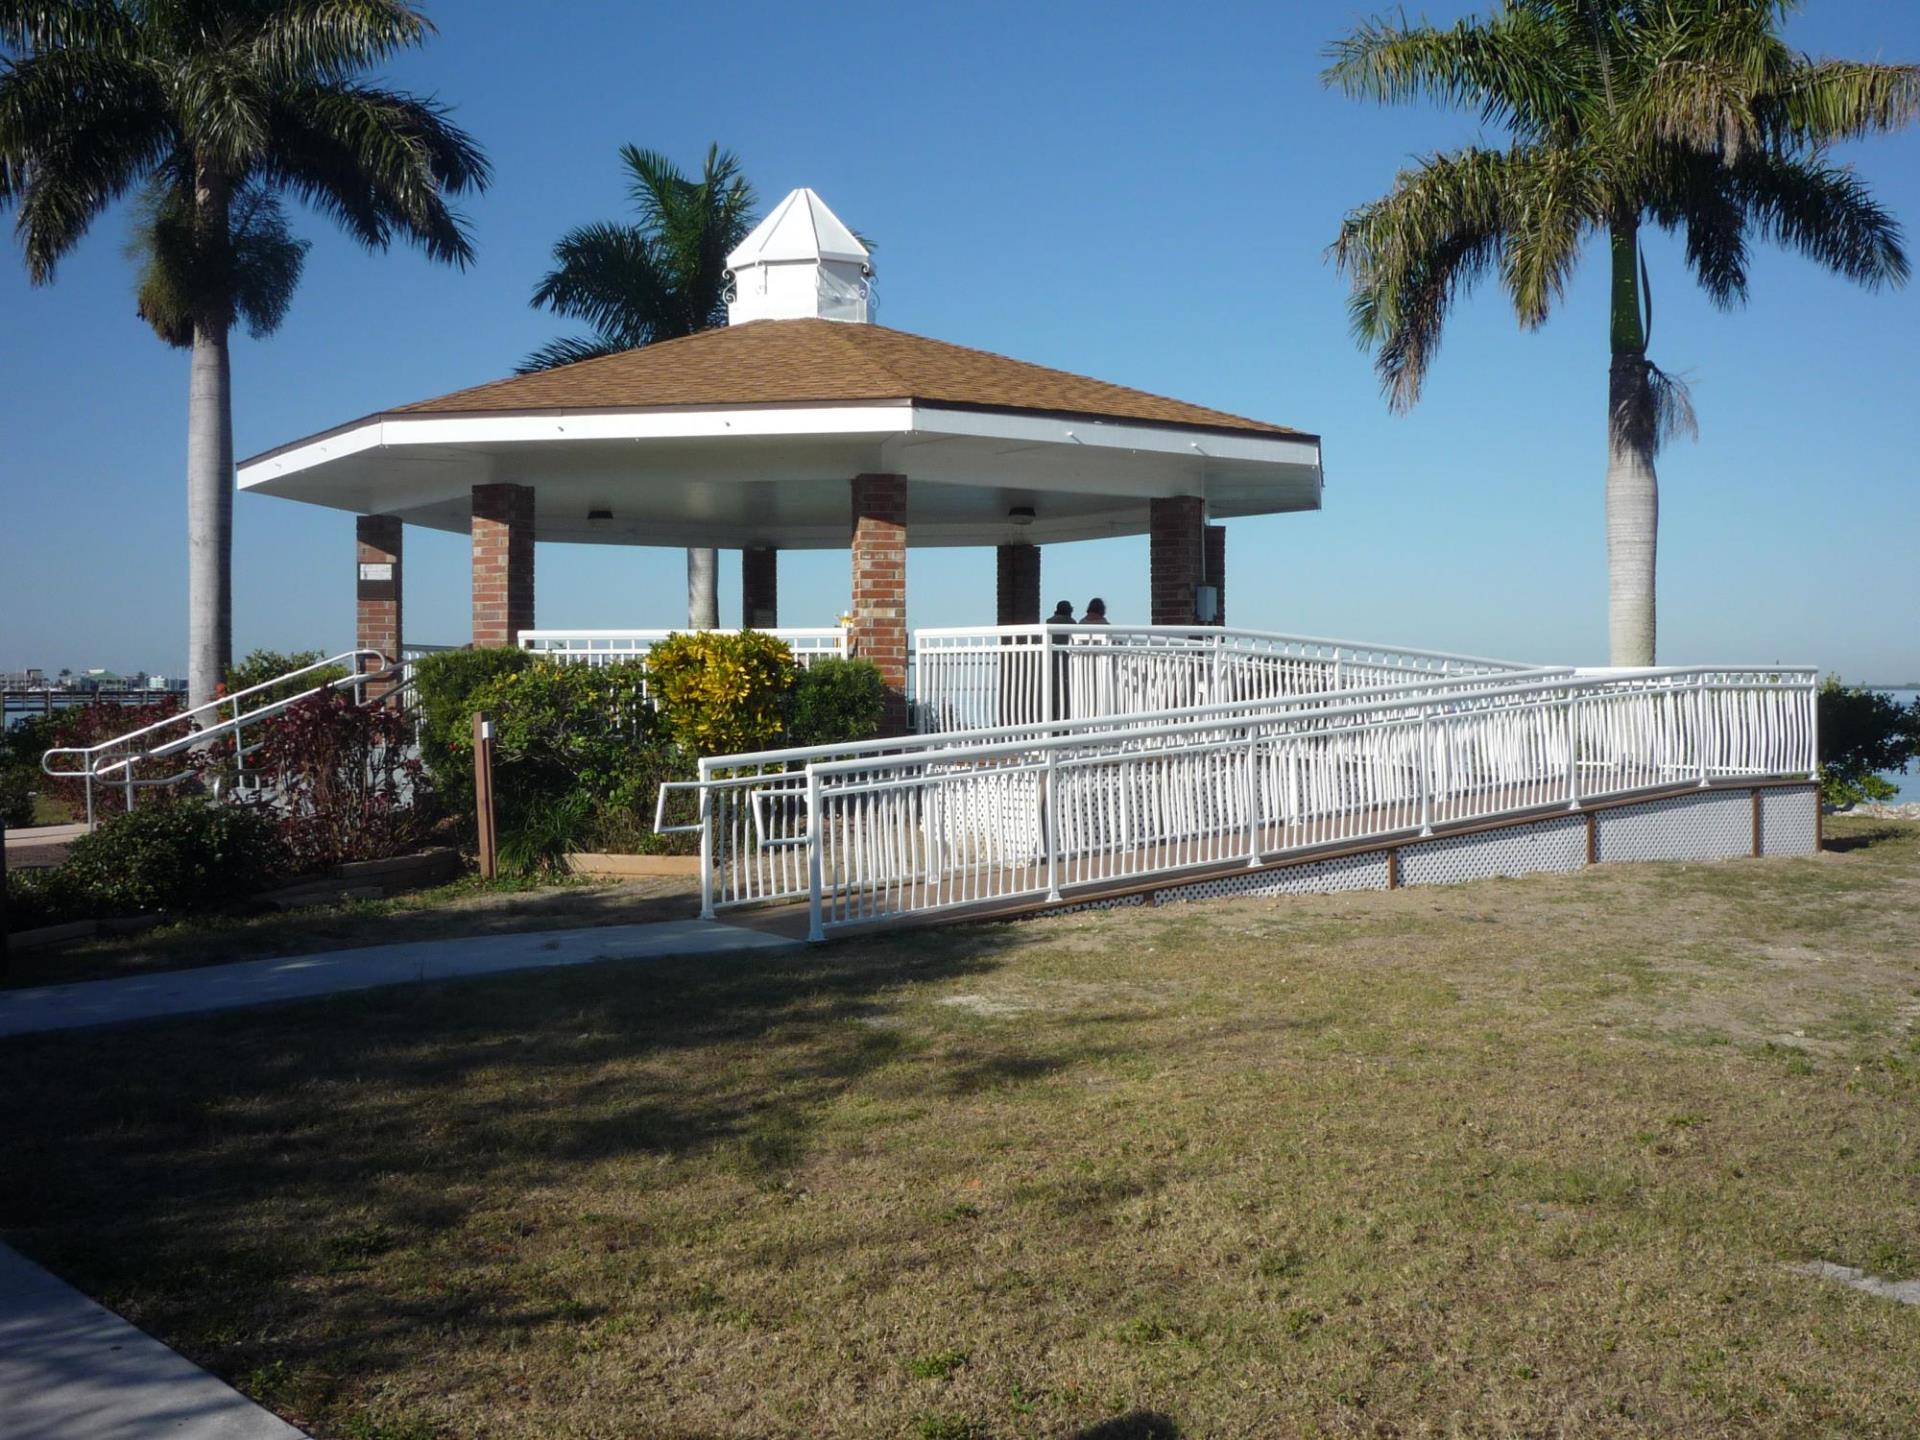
[
  {"xmin": 355, "ymin": 514, "xmax": 403, "ymax": 694},
  {"xmin": 1203, "ymin": 523, "xmax": 1227, "ymax": 627},
  {"xmin": 471, "ymin": 482, "xmax": 535, "ymax": 648},
  {"xmin": 1149, "ymin": 496, "xmax": 1205, "ymax": 625},
  {"xmin": 995, "ymin": 542, "xmax": 1041, "ymax": 625},
  {"xmin": 851, "ymin": 473, "xmax": 908, "ymax": 734},
  {"xmin": 742, "ymin": 546, "xmax": 778, "ymax": 629}
]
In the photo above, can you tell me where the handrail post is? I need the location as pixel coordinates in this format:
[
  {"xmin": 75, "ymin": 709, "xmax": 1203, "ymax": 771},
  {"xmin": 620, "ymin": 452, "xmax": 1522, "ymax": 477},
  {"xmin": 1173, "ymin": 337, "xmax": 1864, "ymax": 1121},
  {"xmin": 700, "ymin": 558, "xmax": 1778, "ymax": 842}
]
[
  {"xmin": 1696, "ymin": 681, "xmax": 1711, "ymax": 787},
  {"xmin": 1565, "ymin": 694, "xmax": 1581, "ymax": 810},
  {"xmin": 1043, "ymin": 744, "xmax": 1062, "ymax": 902},
  {"xmin": 1040, "ymin": 627, "xmax": 1054, "ymax": 729},
  {"xmin": 1243, "ymin": 731, "xmax": 1261, "ymax": 868},
  {"xmin": 805, "ymin": 767, "xmax": 825, "ymax": 942},
  {"xmin": 1417, "ymin": 712, "xmax": 1434, "ymax": 836},
  {"xmin": 697, "ymin": 775, "xmax": 716, "ymax": 921}
]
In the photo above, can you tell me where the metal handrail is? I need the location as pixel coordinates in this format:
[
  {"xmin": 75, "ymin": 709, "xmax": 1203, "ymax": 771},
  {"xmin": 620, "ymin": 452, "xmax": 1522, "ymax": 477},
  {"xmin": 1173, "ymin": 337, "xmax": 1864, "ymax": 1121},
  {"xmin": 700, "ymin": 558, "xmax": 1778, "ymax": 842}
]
[
  {"xmin": 41, "ymin": 648, "xmax": 395, "ymax": 826},
  {"xmin": 791, "ymin": 665, "xmax": 1815, "ymax": 939}
]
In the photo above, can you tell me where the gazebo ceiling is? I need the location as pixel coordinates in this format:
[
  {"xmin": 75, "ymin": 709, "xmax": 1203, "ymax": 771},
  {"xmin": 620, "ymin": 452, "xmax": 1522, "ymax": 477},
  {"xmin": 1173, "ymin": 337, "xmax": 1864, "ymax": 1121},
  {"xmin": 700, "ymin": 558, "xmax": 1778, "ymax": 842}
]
[{"xmin": 239, "ymin": 318, "xmax": 1324, "ymax": 550}]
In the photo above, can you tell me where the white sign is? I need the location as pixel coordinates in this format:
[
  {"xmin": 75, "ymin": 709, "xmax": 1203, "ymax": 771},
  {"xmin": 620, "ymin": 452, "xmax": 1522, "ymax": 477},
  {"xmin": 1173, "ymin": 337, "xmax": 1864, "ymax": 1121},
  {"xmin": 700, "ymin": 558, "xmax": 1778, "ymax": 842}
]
[{"xmin": 359, "ymin": 562, "xmax": 394, "ymax": 582}]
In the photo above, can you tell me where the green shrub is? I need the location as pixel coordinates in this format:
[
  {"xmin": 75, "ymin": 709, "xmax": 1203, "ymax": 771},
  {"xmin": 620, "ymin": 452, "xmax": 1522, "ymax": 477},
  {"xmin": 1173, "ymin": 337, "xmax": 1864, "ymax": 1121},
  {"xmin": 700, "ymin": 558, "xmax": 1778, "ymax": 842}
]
[
  {"xmin": 437, "ymin": 659, "xmax": 697, "ymax": 868},
  {"xmin": 226, "ymin": 648, "xmax": 349, "ymax": 709},
  {"xmin": 0, "ymin": 766, "xmax": 34, "ymax": 828},
  {"xmin": 788, "ymin": 657, "xmax": 887, "ymax": 747},
  {"xmin": 60, "ymin": 797, "xmax": 286, "ymax": 915},
  {"xmin": 3, "ymin": 713, "xmax": 61, "ymax": 770},
  {"xmin": 646, "ymin": 630, "xmax": 796, "ymax": 757},
  {"xmin": 6, "ymin": 865, "xmax": 90, "ymax": 933},
  {"xmin": 1818, "ymin": 678, "xmax": 1920, "ymax": 806},
  {"xmin": 410, "ymin": 647, "xmax": 534, "ymax": 810}
]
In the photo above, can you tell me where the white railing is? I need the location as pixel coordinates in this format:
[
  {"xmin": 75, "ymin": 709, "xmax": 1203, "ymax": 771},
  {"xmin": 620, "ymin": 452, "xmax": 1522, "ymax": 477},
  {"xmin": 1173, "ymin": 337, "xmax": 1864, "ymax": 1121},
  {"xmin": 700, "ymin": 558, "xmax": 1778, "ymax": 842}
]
[
  {"xmin": 520, "ymin": 628, "xmax": 848, "ymax": 672},
  {"xmin": 755, "ymin": 665, "xmax": 1813, "ymax": 938},
  {"xmin": 41, "ymin": 649, "xmax": 395, "ymax": 826},
  {"xmin": 667, "ymin": 664, "xmax": 1584, "ymax": 918},
  {"xmin": 911, "ymin": 624, "xmax": 1533, "ymax": 734}
]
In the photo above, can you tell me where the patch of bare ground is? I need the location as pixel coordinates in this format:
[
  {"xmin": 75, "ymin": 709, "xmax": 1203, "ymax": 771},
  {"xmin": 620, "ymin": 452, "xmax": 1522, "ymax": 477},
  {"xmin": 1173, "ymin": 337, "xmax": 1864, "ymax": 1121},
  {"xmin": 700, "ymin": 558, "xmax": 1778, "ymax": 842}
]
[{"xmin": 0, "ymin": 817, "xmax": 1915, "ymax": 1438}]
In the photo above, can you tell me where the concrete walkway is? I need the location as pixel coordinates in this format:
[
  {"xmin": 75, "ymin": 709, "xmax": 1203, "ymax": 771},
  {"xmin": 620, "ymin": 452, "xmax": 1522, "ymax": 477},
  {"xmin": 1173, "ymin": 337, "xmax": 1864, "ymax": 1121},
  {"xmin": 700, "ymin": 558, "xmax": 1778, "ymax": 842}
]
[
  {"xmin": 0, "ymin": 918, "xmax": 800, "ymax": 1038},
  {"xmin": 0, "ymin": 1243, "xmax": 306, "ymax": 1439}
]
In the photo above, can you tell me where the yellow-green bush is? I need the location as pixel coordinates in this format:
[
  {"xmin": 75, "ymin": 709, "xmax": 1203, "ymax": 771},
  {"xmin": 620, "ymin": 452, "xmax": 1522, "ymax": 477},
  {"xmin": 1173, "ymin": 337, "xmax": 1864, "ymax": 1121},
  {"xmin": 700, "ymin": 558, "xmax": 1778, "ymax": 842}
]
[{"xmin": 646, "ymin": 631, "xmax": 796, "ymax": 757}]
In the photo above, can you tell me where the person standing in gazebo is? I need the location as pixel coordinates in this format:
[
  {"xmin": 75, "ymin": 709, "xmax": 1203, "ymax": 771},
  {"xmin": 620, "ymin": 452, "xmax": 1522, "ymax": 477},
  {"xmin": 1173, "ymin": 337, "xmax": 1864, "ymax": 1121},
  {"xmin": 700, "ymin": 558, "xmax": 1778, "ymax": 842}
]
[
  {"xmin": 1048, "ymin": 601, "xmax": 1076, "ymax": 720},
  {"xmin": 1080, "ymin": 597, "xmax": 1113, "ymax": 716}
]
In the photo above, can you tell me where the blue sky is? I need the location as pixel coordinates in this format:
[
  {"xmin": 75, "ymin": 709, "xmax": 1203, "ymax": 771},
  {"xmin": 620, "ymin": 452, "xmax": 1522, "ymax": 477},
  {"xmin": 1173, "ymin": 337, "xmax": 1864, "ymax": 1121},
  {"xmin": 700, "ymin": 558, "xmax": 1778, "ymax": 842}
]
[{"xmin": 2, "ymin": 1, "xmax": 1916, "ymax": 681}]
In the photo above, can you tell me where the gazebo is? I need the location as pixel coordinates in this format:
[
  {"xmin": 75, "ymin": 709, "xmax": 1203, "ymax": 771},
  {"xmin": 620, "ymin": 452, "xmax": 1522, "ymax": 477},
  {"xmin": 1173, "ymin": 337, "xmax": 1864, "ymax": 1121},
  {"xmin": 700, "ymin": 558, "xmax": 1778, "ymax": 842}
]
[{"xmin": 238, "ymin": 188, "xmax": 1324, "ymax": 729}]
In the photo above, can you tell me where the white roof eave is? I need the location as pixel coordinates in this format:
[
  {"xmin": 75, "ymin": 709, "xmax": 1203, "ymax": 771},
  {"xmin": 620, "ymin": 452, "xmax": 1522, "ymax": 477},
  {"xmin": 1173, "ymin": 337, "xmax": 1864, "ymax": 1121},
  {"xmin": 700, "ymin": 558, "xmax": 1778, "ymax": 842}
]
[{"xmin": 237, "ymin": 401, "xmax": 1320, "ymax": 493}]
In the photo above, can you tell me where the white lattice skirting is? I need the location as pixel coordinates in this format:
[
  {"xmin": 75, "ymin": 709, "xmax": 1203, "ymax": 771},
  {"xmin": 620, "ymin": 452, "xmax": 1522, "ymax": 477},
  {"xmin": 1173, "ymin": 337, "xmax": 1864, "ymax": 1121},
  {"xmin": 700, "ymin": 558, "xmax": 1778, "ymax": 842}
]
[{"xmin": 1061, "ymin": 783, "xmax": 1818, "ymax": 912}]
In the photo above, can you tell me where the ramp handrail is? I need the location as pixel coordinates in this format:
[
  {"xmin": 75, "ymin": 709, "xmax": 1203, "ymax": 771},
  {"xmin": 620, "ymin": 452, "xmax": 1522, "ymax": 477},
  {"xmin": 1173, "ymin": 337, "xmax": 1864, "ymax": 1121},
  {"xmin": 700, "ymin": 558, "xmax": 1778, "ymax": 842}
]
[
  {"xmin": 794, "ymin": 665, "xmax": 1816, "ymax": 938},
  {"xmin": 41, "ymin": 649, "xmax": 394, "ymax": 825},
  {"xmin": 911, "ymin": 623, "xmax": 1534, "ymax": 734},
  {"xmin": 669, "ymin": 664, "xmax": 1583, "ymax": 918}
]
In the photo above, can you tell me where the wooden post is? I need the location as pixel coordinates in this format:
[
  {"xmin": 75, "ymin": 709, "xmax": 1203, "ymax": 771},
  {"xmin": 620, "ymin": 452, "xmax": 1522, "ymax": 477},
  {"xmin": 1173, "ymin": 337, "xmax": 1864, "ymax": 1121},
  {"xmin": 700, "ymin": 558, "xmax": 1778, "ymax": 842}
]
[
  {"xmin": 473, "ymin": 711, "xmax": 498, "ymax": 881},
  {"xmin": 1750, "ymin": 788, "xmax": 1763, "ymax": 858}
]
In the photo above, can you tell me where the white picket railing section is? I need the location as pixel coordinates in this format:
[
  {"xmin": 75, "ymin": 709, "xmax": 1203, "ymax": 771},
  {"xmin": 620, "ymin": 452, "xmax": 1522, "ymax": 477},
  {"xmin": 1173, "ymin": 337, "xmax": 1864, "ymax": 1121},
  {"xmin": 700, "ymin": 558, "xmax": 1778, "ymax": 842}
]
[
  {"xmin": 667, "ymin": 665, "xmax": 1579, "ymax": 918},
  {"xmin": 521, "ymin": 628, "xmax": 848, "ymax": 673},
  {"xmin": 911, "ymin": 624, "xmax": 1533, "ymax": 734},
  {"xmin": 671, "ymin": 664, "xmax": 1813, "ymax": 939}
]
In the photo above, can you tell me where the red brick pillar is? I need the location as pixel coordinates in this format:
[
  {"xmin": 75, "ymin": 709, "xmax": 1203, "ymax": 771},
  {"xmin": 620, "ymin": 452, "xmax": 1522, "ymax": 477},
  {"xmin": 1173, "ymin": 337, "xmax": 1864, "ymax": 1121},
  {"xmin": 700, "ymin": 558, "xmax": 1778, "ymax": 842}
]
[
  {"xmin": 995, "ymin": 542, "xmax": 1041, "ymax": 625},
  {"xmin": 1150, "ymin": 496, "xmax": 1205, "ymax": 625},
  {"xmin": 471, "ymin": 482, "xmax": 535, "ymax": 648},
  {"xmin": 355, "ymin": 514, "xmax": 403, "ymax": 694},
  {"xmin": 851, "ymin": 473, "xmax": 908, "ymax": 734},
  {"xmin": 742, "ymin": 546, "xmax": 778, "ymax": 629},
  {"xmin": 1203, "ymin": 523, "xmax": 1226, "ymax": 627}
]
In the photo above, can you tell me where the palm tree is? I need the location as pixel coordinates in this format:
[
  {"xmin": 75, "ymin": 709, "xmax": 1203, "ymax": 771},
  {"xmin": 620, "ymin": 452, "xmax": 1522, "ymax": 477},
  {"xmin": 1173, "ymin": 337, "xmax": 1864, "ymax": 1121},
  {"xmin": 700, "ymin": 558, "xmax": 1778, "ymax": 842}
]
[
  {"xmin": 1326, "ymin": 1, "xmax": 1917, "ymax": 665},
  {"xmin": 0, "ymin": 2, "xmax": 488, "ymax": 707},
  {"xmin": 524, "ymin": 144, "xmax": 756, "ymax": 631}
]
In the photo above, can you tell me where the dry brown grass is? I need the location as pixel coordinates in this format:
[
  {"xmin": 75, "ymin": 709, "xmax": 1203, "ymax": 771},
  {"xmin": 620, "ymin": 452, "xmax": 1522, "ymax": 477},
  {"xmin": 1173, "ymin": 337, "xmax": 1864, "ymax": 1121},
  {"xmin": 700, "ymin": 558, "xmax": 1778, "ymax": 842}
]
[{"xmin": 2, "ymin": 819, "xmax": 1917, "ymax": 1439}]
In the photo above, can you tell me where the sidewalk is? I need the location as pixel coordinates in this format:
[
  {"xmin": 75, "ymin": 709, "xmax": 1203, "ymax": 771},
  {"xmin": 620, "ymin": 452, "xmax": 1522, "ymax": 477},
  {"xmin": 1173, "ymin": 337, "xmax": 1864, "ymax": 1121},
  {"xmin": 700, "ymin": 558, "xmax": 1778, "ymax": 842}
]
[
  {"xmin": 0, "ymin": 1243, "xmax": 306, "ymax": 1440},
  {"xmin": 0, "ymin": 918, "xmax": 800, "ymax": 1038}
]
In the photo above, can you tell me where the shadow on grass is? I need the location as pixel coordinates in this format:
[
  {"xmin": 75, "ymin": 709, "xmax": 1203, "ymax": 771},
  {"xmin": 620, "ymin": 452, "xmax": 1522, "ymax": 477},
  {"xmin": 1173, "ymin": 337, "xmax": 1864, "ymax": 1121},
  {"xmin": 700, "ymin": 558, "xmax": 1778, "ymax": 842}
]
[
  {"xmin": 0, "ymin": 924, "xmax": 1120, "ymax": 1418},
  {"xmin": 1822, "ymin": 824, "xmax": 1910, "ymax": 854},
  {"xmin": 1074, "ymin": 1412, "xmax": 1181, "ymax": 1439}
]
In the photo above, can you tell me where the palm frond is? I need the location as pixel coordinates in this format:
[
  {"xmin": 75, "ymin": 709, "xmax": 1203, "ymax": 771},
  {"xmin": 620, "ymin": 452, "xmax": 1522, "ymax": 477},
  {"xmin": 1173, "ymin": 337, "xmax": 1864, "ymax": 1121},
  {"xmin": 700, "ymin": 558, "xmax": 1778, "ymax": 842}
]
[
  {"xmin": 128, "ymin": 172, "xmax": 308, "ymax": 345},
  {"xmin": 517, "ymin": 333, "xmax": 626, "ymax": 374},
  {"xmin": 1332, "ymin": 144, "xmax": 1599, "ymax": 409},
  {"xmin": 1773, "ymin": 58, "xmax": 1920, "ymax": 145},
  {"xmin": 1322, "ymin": 6, "xmax": 1583, "ymax": 141},
  {"xmin": 0, "ymin": 45, "xmax": 172, "ymax": 279},
  {"xmin": 1729, "ymin": 149, "xmax": 1908, "ymax": 290},
  {"xmin": 247, "ymin": 1, "xmax": 433, "ymax": 81},
  {"xmin": 528, "ymin": 220, "xmax": 667, "ymax": 346},
  {"xmin": 1644, "ymin": 360, "xmax": 1698, "ymax": 453},
  {"xmin": 264, "ymin": 80, "xmax": 487, "ymax": 266}
]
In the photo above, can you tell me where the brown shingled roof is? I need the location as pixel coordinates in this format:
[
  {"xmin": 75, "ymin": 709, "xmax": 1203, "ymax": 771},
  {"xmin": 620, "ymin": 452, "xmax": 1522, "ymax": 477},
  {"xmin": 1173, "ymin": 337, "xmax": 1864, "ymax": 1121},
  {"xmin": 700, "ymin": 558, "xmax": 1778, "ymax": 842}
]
[{"xmin": 391, "ymin": 318, "xmax": 1303, "ymax": 438}]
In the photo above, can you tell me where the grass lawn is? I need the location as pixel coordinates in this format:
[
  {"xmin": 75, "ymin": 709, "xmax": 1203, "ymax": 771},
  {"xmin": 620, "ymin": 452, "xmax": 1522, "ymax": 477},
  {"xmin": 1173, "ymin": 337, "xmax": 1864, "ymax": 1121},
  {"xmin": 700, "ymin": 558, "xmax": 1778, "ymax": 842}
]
[
  {"xmin": 1, "ymin": 872, "xmax": 700, "ymax": 989},
  {"xmin": 2, "ymin": 818, "xmax": 1917, "ymax": 1439}
]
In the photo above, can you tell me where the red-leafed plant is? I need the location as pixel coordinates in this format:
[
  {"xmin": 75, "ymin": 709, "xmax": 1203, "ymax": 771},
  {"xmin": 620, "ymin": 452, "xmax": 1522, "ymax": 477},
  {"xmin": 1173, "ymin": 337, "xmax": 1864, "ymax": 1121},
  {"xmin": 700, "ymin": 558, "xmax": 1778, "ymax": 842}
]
[
  {"xmin": 252, "ymin": 691, "xmax": 427, "ymax": 872},
  {"xmin": 38, "ymin": 699, "xmax": 189, "ymax": 820}
]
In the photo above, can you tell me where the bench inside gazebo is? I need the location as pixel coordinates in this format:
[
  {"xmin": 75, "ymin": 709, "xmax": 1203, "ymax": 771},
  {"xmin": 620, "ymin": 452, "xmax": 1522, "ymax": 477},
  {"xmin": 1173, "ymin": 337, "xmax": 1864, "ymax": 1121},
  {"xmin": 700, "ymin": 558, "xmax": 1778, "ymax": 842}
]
[{"xmin": 237, "ymin": 188, "xmax": 1323, "ymax": 733}]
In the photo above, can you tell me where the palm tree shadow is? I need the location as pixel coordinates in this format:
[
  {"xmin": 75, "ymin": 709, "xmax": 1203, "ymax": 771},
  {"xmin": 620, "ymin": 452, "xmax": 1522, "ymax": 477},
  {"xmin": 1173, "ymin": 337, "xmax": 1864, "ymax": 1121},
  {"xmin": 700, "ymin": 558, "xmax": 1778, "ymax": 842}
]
[{"xmin": 1073, "ymin": 1412, "xmax": 1181, "ymax": 1439}]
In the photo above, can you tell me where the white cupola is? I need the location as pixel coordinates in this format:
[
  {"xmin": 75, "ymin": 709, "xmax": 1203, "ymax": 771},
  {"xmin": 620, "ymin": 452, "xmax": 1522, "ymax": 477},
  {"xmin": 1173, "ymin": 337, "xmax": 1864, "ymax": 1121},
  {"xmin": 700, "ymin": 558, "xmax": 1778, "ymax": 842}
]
[{"xmin": 726, "ymin": 187, "xmax": 872, "ymax": 325}]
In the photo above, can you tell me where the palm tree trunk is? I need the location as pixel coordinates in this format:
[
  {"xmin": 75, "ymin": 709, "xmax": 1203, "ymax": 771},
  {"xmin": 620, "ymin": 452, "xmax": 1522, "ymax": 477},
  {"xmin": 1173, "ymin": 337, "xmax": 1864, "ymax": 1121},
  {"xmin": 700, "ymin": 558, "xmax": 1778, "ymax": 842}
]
[
  {"xmin": 186, "ymin": 316, "xmax": 234, "ymax": 709},
  {"xmin": 1605, "ymin": 222, "xmax": 1656, "ymax": 667},
  {"xmin": 687, "ymin": 546, "xmax": 718, "ymax": 630},
  {"xmin": 186, "ymin": 162, "xmax": 235, "ymax": 711}
]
